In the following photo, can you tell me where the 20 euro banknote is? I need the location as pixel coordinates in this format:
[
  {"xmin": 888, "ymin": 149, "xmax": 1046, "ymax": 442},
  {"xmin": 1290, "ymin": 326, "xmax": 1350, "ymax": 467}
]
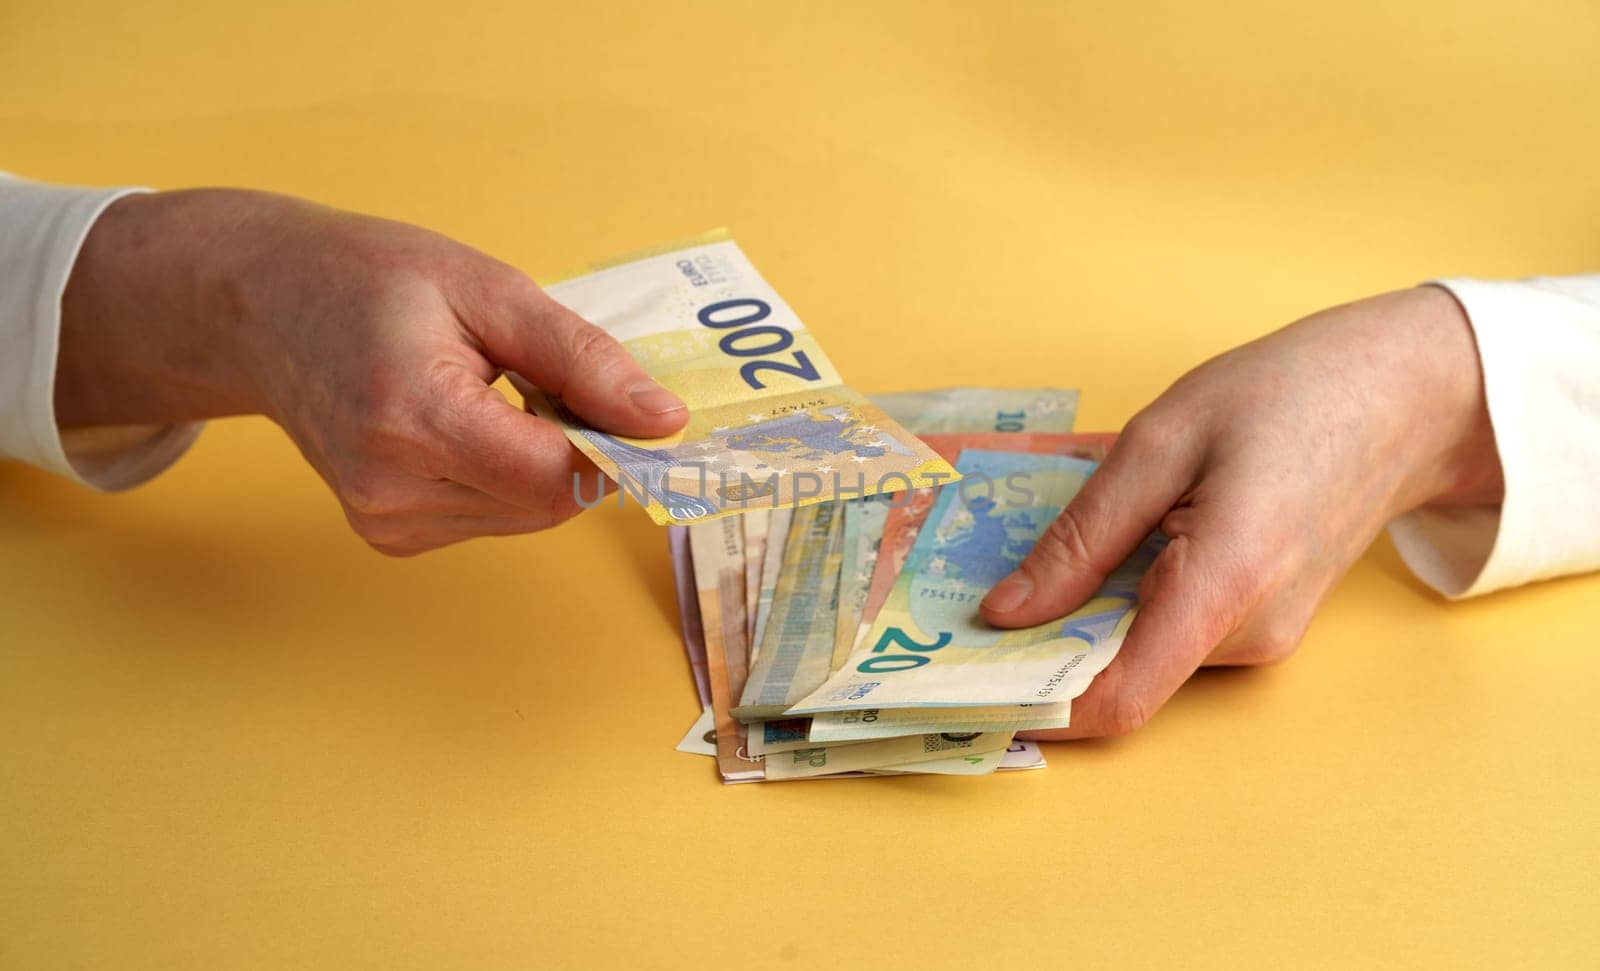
[{"xmin": 789, "ymin": 450, "xmax": 1166, "ymax": 713}]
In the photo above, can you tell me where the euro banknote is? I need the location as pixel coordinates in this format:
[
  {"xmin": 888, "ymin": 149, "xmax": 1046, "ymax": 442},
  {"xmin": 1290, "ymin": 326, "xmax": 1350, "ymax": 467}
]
[
  {"xmin": 763, "ymin": 731, "xmax": 1014, "ymax": 781},
  {"xmin": 740, "ymin": 509, "xmax": 770, "ymax": 645},
  {"xmin": 718, "ymin": 436, "xmax": 1121, "ymax": 745},
  {"xmin": 790, "ymin": 450, "xmax": 1166, "ymax": 713},
  {"xmin": 858, "ymin": 487, "xmax": 939, "ymax": 650},
  {"xmin": 833, "ymin": 494, "xmax": 894, "ymax": 670},
  {"xmin": 691, "ymin": 725, "xmax": 1047, "ymax": 776},
  {"xmin": 734, "ymin": 501, "xmax": 845, "ymax": 719},
  {"xmin": 666, "ymin": 391, "xmax": 1136, "ymax": 780},
  {"xmin": 922, "ymin": 431, "xmax": 1116, "ymax": 465},
  {"xmin": 688, "ymin": 518, "xmax": 764, "ymax": 782},
  {"xmin": 871, "ymin": 387, "xmax": 1079, "ymax": 434},
  {"xmin": 806, "ymin": 702, "xmax": 1073, "ymax": 743},
  {"xmin": 999, "ymin": 739, "xmax": 1048, "ymax": 771},
  {"xmin": 527, "ymin": 233, "xmax": 958, "ymax": 524},
  {"xmin": 676, "ymin": 707, "xmax": 717, "ymax": 756},
  {"xmin": 666, "ymin": 526, "xmax": 711, "ymax": 708},
  {"xmin": 749, "ymin": 506, "xmax": 793, "ymax": 658},
  {"xmin": 865, "ymin": 739, "xmax": 1044, "ymax": 775},
  {"xmin": 746, "ymin": 717, "xmax": 834, "ymax": 757},
  {"xmin": 856, "ymin": 432, "xmax": 1116, "ymax": 648},
  {"xmin": 862, "ymin": 748, "xmax": 1007, "ymax": 776}
]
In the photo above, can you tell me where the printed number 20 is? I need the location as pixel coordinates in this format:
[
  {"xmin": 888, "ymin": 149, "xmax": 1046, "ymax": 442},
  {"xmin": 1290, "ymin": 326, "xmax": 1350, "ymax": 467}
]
[
  {"xmin": 697, "ymin": 299, "xmax": 822, "ymax": 390},
  {"xmin": 856, "ymin": 627, "xmax": 953, "ymax": 674}
]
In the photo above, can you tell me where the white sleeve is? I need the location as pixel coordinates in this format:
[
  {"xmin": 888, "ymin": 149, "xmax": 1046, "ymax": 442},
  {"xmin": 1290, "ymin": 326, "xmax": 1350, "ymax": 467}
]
[
  {"xmin": 1387, "ymin": 275, "xmax": 1600, "ymax": 597},
  {"xmin": 0, "ymin": 173, "xmax": 202, "ymax": 491}
]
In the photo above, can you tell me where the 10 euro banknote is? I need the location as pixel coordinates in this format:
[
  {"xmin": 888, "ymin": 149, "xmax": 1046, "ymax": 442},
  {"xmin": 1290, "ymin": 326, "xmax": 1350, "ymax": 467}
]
[{"xmin": 525, "ymin": 232, "xmax": 958, "ymax": 525}]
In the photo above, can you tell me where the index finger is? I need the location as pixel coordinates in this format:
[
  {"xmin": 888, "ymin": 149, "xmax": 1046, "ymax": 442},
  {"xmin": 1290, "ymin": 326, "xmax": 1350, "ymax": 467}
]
[{"xmin": 427, "ymin": 367, "xmax": 606, "ymax": 524}]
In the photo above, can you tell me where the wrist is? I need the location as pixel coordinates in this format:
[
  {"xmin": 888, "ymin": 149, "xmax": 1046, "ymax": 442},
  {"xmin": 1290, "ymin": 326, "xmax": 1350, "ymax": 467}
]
[
  {"xmin": 1387, "ymin": 285, "xmax": 1504, "ymax": 513},
  {"xmin": 57, "ymin": 189, "xmax": 265, "ymax": 426}
]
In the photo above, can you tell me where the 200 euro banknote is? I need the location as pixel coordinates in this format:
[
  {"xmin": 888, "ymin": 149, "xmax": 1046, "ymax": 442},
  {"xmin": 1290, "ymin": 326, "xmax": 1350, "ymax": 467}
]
[{"xmin": 525, "ymin": 232, "xmax": 957, "ymax": 524}]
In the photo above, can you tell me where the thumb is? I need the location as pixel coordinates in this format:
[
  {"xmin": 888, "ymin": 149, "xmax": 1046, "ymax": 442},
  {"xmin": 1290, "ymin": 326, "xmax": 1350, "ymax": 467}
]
[
  {"xmin": 980, "ymin": 420, "xmax": 1197, "ymax": 628},
  {"xmin": 470, "ymin": 273, "xmax": 688, "ymax": 438},
  {"xmin": 1021, "ymin": 530, "xmax": 1244, "ymax": 738}
]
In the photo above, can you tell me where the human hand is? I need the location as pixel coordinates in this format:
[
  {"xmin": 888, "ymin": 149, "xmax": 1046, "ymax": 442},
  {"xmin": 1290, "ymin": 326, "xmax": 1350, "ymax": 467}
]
[
  {"xmin": 978, "ymin": 287, "xmax": 1504, "ymax": 738},
  {"xmin": 58, "ymin": 189, "xmax": 687, "ymax": 553}
]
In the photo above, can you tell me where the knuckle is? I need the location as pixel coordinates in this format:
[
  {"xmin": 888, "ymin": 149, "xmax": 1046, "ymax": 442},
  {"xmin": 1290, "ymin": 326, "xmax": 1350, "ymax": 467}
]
[
  {"xmin": 345, "ymin": 510, "xmax": 396, "ymax": 545},
  {"xmin": 340, "ymin": 472, "xmax": 408, "ymax": 517},
  {"xmin": 483, "ymin": 265, "xmax": 539, "ymax": 308},
  {"xmin": 1034, "ymin": 506, "xmax": 1095, "ymax": 573},
  {"xmin": 1248, "ymin": 622, "xmax": 1305, "ymax": 664},
  {"xmin": 566, "ymin": 320, "xmax": 624, "ymax": 371},
  {"xmin": 558, "ymin": 320, "xmax": 641, "ymax": 399},
  {"xmin": 1143, "ymin": 535, "xmax": 1247, "ymax": 640},
  {"xmin": 536, "ymin": 486, "xmax": 585, "ymax": 530},
  {"xmin": 1120, "ymin": 411, "xmax": 1181, "ymax": 457},
  {"xmin": 1211, "ymin": 616, "xmax": 1305, "ymax": 666},
  {"xmin": 1103, "ymin": 692, "xmax": 1153, "ymax": 737}
]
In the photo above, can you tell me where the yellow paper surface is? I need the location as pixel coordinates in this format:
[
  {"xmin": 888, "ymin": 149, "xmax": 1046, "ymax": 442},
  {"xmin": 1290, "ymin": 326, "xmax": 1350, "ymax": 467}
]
[{"xmin": 3, "ymin": 2, "xmax": 1599, "ymax": 967}]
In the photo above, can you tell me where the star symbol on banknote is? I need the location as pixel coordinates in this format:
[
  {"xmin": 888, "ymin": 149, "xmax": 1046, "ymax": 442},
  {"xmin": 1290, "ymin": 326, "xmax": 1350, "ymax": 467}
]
[
  {"xmin": 857, "ymin": 424, "xmax": 878, "ymax": 433},
  {"xmin": 849, "ymin": 454, "xmax": 871, "ymax": 463},
  {"xmin": 815, "ymin": 464, "xmax": 835, "ymax": 474},
  {"xmin": 694, "ymin": 441, "xmax": 719, "ymax": 451}
]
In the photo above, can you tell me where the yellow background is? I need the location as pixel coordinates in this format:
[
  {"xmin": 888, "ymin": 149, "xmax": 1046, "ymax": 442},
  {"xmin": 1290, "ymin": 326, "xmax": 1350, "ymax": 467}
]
[{"xmin": 3, "ymin": 2, "xmax": 1598, "ymax": 966}]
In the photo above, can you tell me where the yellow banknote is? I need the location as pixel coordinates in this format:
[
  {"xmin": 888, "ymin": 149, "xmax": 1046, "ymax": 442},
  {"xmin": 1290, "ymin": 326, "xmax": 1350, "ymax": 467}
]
[{"xmin": 526, "ymin": 232, "xmax": 958, "ymax": 524}]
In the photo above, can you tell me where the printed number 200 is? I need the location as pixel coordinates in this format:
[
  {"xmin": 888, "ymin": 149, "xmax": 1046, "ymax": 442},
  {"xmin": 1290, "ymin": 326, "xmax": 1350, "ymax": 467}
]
[{"xmin": 697, "ymin": 299, "xmax": 822, "ymax": 390}]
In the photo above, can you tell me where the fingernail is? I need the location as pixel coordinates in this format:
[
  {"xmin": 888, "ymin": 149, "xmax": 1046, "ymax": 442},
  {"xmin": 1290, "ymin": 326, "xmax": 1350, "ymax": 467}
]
[
  {"xmin": 983, "ymin": 573, "xmax": 1034, "ymax": 614},
  {"xmin": 628, "ymin": 381, "xmax": 686, "ymax": 415}
]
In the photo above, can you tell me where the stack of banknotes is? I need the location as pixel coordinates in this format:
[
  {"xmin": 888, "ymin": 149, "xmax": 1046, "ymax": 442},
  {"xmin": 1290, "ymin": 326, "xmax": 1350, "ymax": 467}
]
[{"xmin": 532, "ymin": 234, "xmax": 1161, "ymax": 782}]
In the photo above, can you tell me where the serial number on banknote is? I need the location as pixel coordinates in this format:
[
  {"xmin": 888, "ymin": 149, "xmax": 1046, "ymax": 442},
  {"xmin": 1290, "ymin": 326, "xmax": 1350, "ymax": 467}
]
[{"xmin": 915, "ymin": 589, "xmax": 980, "ymax": 603}]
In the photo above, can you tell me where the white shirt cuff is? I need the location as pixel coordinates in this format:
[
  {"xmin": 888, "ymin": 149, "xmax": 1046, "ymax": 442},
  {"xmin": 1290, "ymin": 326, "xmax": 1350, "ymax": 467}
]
[
  {"xmin": 0, "ymin": 174, "xmax": 203, "ymax": 491},
  {"xmin": 1388, "ymin": 276, "xmax": 1600, "ymax": 597}
]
